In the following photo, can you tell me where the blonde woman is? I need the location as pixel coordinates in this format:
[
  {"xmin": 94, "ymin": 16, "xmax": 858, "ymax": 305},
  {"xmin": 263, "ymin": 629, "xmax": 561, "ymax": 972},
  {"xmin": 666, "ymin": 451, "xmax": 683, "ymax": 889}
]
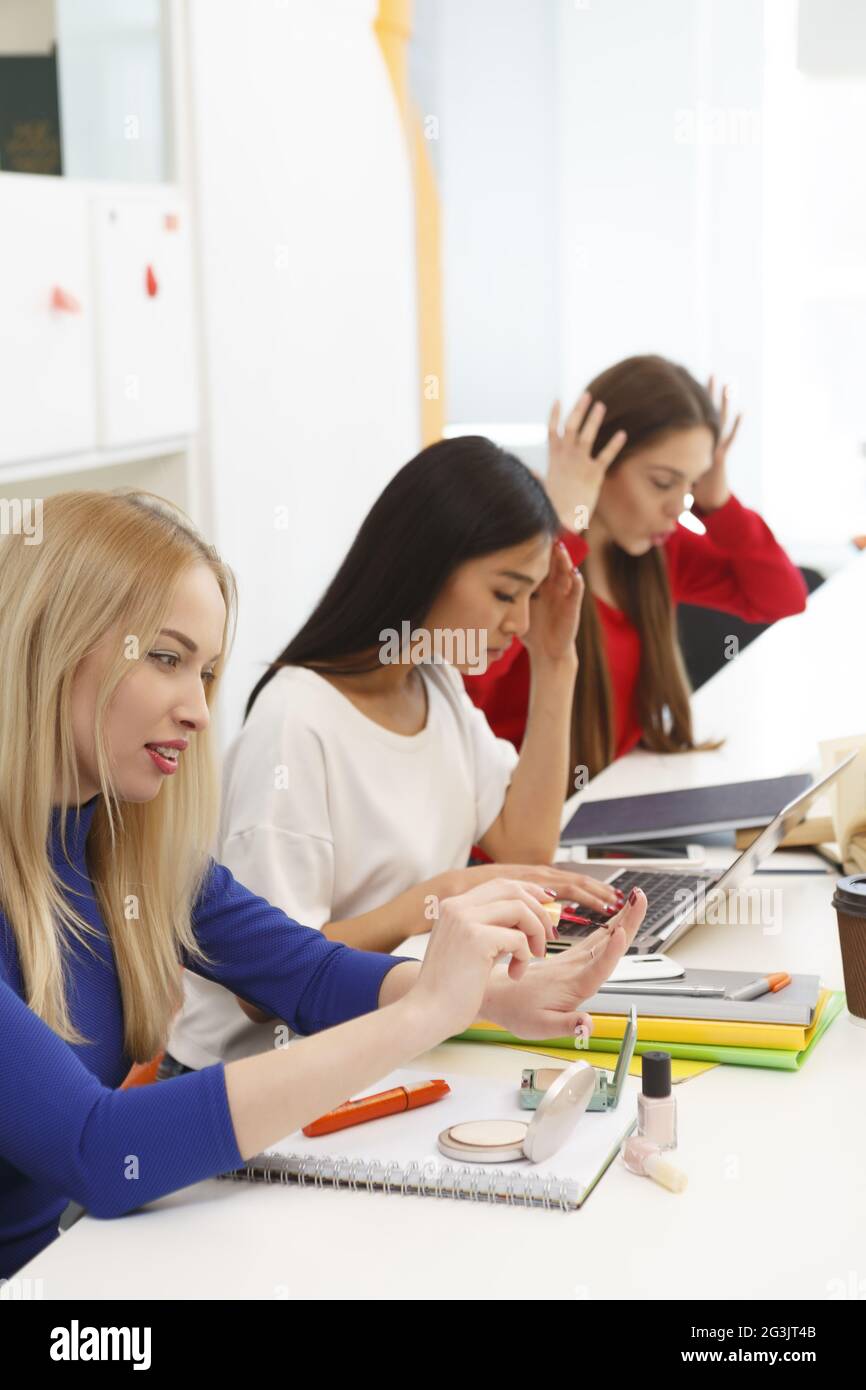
[{"xmin": 0, "ymin": 490, "xmax": 646, "ymax": 1278}]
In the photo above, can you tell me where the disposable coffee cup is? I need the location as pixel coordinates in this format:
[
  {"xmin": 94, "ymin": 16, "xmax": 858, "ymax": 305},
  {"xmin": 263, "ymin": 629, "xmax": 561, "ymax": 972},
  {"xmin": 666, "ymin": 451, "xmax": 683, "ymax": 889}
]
[{"xmin": 831, "ymin": 874, "xmax": 866, "ymax": 1027}]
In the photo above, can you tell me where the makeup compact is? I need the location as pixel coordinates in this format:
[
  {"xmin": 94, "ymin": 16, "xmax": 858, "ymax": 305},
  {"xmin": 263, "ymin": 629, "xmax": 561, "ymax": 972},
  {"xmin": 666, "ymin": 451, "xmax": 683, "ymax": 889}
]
[
  {"xmin": 437, "ymin": 1060, "xmax": 596, "ymax": 1164},
  {"xmin": 519, "ymin": 1006, "xmax": 638, "ymax": 1112}
]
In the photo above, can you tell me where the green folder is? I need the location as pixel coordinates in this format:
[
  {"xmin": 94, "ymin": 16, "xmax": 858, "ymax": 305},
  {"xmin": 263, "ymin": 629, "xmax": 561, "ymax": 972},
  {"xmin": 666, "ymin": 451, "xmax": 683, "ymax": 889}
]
[{"xmin": 454, "ymin": 991, "xmax": 846, "ymax": 1072}]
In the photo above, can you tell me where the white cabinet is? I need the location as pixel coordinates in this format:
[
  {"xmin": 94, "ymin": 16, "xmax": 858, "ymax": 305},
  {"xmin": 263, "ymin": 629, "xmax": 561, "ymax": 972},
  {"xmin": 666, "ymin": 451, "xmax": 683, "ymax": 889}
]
[
  {"xmin": 0, "ymin": 175, "xmax": 98, "ymax": 465},
  {"xmin": 92, "ymin": 192, "xmax": 198, "ymax": 447},
  {"xmin": 0, "ymin": 177, "xmax": 198, "ymax": 469}
]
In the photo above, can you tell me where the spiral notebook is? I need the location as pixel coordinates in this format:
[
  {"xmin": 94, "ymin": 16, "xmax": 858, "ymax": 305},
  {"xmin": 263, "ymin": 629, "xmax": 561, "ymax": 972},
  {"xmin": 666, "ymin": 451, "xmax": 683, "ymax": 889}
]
[{"xmin": 218, "ymin": 1066, "xmax": 640, "ymax": 1211}]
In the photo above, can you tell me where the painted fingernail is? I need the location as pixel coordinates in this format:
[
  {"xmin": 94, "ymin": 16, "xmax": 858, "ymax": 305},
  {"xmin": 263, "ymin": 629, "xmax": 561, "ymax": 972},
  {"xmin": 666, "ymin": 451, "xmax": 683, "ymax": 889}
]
[
  {"xmin": 605, "ymin": 904, "xmax": 616, "ymax": 913},
  {"xmin": 629, "ymin": 887, "xmax": 638, "ymax": 905},
  {"xmin": 544, "ymin": 888, "xmax": 557, "ymax": 898}
]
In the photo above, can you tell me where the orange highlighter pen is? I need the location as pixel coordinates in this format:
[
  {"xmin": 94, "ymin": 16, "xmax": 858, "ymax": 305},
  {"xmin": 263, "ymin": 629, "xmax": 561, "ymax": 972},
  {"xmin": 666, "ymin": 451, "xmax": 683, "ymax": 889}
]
[{"xmin": 302, "ymin": 1080, "xmax": 450, "ymax": 1137}]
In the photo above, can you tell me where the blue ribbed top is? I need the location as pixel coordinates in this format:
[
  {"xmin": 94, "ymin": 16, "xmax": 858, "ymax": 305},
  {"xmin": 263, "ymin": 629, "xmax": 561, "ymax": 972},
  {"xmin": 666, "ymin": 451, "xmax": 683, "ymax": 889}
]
[{"xmin": 0, "ymin": 796, "xmax": 403, "ymax": 1277}]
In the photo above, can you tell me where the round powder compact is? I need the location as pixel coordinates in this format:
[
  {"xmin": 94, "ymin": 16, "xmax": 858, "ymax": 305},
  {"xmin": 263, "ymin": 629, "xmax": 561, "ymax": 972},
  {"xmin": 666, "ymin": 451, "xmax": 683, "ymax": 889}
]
[
  {"xmin": 437, "ymin": 1062, "xmax": 596, "ymax": 1164},
  {"xmin": 439, "ymin": 1120, "xmax": 530, "ymax": 1163}
]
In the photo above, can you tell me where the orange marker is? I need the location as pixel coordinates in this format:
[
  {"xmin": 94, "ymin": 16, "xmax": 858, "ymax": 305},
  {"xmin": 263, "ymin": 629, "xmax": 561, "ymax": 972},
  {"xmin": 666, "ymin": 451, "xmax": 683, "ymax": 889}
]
[
  {"xmin": 302, "ymin": 1079, "xmax": 450, "ymax": 1137},
  {"xmin": 729, "ymin": 971, "xmax": 793, "ymax": 1001}
]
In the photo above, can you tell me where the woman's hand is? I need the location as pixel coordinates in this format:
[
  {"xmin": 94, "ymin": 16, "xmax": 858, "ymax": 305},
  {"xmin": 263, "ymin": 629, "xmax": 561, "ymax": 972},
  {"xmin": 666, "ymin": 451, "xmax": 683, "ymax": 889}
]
[
  {"xmin": 546, "ymin": 393, "xmax": 628, "ymax": 533},
  {"xmin": 442, "ymin": 860, "xmax": 622, "ymax": 915},
  {"xmin": 522, "ymin": 540, "xmax": 584, "ymax": 669},
  {"xmin": 692, "ymin": 376, "xmax": 740, "ymax": 513},
  {"xmin": 482, "ymin": 888, "xmax": 647, "ymax": 1040},
  {"xmin": 407, "ymin": 877, "xmax": 560, "ymax": 1040}
]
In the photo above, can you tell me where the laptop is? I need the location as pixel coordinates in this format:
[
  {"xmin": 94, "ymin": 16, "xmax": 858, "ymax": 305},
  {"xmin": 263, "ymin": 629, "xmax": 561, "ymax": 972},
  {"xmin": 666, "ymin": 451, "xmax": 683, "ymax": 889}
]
[
  {"xmin": 549, "ymin": 753, "xmax": 857, "ymax": 955},
  {"xmin": 559, "ymin": 772, "xmax": 814, "ymax": 844}
]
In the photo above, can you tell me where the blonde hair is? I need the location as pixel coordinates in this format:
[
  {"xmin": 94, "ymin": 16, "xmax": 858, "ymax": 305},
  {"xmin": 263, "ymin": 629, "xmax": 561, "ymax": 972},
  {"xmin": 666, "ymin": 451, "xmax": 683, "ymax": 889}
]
[{"xmin": 0, "ymin": 490, "xmax": 237, "ymax": 1061}]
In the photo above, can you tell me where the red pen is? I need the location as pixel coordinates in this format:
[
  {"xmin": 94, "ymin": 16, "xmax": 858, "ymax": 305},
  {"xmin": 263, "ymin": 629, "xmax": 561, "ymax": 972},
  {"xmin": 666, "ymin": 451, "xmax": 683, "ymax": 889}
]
[{"xmin": 302, "ymin": 1079, "xmax": 450, "ymax": 1137}]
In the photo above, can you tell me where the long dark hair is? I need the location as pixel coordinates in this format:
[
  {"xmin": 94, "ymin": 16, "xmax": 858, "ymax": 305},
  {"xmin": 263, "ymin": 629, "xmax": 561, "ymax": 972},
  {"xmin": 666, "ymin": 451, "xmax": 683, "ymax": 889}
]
[
  {"xmin": 575, "ymin": 355, "xmax": 722, "ymax": 777},
  {"xmin": 245, "ymin": 436, "xmax": 559, "ymax": 720}
]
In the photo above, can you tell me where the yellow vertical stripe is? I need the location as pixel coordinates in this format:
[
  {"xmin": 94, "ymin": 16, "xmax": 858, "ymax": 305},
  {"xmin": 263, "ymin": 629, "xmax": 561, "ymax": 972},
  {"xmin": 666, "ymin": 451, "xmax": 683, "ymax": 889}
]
[{"xmin": 375, "ymin": 0, "xmax": 445, "ymax": 444}]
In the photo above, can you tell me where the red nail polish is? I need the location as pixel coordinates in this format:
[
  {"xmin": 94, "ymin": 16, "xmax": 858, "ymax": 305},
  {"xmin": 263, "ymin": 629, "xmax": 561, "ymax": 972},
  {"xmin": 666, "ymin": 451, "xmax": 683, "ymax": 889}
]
[
  {"xmin": 544, "ymin": 888, "xmax": 557, "ymax": 897},
  {"xmin": 629, "ymin": 887, "xmax": 638, "ymax": 905}
]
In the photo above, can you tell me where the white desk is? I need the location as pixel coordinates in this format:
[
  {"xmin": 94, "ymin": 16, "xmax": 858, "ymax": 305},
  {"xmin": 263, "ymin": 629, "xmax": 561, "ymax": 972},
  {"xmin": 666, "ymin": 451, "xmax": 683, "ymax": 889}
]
[
  {"xmin": 19, "ymin": 554, "xmax": 866, "ymax": 1299},
  {"xmin": 565, "ymin": 547, "xmax": 866, "ymax": 805}
]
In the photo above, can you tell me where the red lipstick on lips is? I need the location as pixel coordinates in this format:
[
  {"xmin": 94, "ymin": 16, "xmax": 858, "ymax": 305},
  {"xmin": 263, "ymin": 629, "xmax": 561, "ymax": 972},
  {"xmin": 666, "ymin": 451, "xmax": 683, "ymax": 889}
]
[{"xmin": 144, "ymin": 739, "xmax": 188, "ymax": 775}]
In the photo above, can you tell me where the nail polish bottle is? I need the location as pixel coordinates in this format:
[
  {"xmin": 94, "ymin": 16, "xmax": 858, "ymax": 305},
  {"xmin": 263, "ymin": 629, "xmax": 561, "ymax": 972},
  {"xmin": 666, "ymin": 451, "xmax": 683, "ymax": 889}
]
[
  {"xmin": 623, "ymin": 1135, "xmax": 687, "ymax": 1193},
  {"xmin": 637, "ymin": 1051, "xmax": 676, "ymax": 1150}
]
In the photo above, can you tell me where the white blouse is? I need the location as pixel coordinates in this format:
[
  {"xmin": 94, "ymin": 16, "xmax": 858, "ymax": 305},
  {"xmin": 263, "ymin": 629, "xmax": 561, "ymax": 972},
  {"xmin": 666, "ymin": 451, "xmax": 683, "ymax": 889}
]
[{"xmin": 167, "ymin": 662, "xmax": 519, "ymax": 1067}]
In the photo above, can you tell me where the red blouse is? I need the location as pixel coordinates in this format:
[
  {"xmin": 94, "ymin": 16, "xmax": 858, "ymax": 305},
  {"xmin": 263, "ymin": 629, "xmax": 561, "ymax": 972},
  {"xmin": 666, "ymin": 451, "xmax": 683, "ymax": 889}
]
[{"xmin": 463, "ymin": 493, "xmax": 808, "ymax": 759}]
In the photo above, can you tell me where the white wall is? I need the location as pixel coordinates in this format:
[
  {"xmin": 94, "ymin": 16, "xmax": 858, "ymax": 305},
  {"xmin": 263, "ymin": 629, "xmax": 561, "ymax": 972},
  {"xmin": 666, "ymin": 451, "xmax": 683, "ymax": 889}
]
[
  {"xmin": 187, "ymin": 0, "xmax": 419, "ymax": 745},
  {"xmin": 425, "ymin": 0, "xmax": 866, "ymax": 562},
  {"xmin": 556, "ymin": 0, "xmax": 765, "ymax": 503},
  {"xmin": 415, "ymin": 0, "xmax": 560, "ymax": 425},
  {"xmin": 761, "ymin": 0, "xmax": 866, "ymax": 561},
  {"xmin": 420, "ymin": 0, "xmax": 766, "ymax": 500}
]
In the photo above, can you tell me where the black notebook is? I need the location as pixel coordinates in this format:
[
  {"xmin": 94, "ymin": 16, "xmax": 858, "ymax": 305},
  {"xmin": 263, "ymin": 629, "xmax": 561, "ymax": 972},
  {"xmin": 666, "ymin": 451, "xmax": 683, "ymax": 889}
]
[{"xmin": 562, "ymin": 774, "xmax": 813, "ymax": 846}]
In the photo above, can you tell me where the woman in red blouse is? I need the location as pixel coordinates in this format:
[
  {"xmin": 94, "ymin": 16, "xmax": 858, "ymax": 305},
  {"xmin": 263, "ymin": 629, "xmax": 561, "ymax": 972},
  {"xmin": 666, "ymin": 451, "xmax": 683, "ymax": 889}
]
[{"xmin": 464, "ymin": 355, "xmax": 808, "ymax": 786}]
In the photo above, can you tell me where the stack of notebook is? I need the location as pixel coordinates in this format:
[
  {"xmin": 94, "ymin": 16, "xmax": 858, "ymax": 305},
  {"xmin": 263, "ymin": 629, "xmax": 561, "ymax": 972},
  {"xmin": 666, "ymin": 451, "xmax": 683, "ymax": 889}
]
[{"xmin": 455, "ymin": 969, "xmax": 844, "ymax": 1077}]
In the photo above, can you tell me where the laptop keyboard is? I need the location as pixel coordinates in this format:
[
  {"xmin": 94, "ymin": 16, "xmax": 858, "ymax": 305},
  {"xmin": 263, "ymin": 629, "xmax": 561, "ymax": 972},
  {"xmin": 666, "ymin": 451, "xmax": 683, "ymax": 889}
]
[{"xmin": 557, "ymin": 869, "xmax": 714, "ymax": 949}]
